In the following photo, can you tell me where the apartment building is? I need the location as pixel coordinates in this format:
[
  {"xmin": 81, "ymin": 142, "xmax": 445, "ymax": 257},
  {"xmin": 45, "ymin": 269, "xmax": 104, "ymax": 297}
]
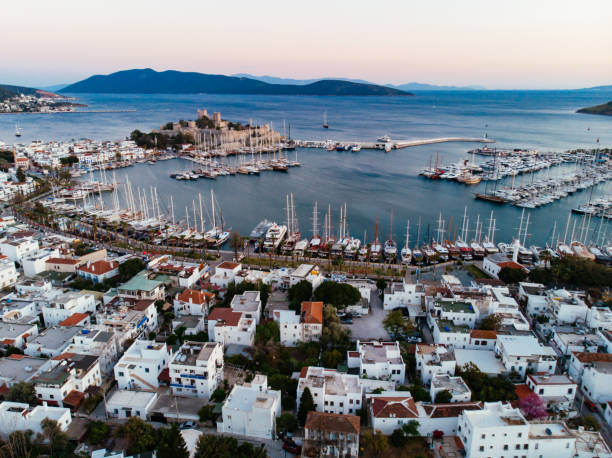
[
  {"xmin": 347, "ymin": 340, "xmax": 405, "ymax": 384},
  {"xmin": 169, "ymin": 341, "xmax": 224, "ymax": 398},
  {"xmin": 114, "ymin": 340, "xmax": 171, "ymax": 391},
  {"xmin": 297, "ymin": 367, "xmax": 363, "ymax": 416}
]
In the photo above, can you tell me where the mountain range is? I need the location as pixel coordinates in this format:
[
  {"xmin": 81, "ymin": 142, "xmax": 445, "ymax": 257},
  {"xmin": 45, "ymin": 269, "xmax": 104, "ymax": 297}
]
[
  {"xmin": 61, "ymin": 69, "xmax": 411, "ymax": 96},
  {"xmin": 233, "ymin": 73, "xmax": 484, "ymax": 91}
]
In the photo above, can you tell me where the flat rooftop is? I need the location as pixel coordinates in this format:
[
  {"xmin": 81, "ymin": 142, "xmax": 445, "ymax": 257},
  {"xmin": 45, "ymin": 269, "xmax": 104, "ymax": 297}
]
[
  {"xmin": 230, "ymin": 291, "xmax": 260, "ymax": 313},
  {"xmin": 529, "ymin": 422, "xmax": 571, "ymax": 439},
  {"xmin": 292, "ymin": 264, "xmax": 314, "ymax": 278},
  {"xmin": 106, "ymin": 389, "xmax": 157, "ymax": 409},
  {"xmin": 26, "ymin": 326, "xmax": 81, "ymax": 350},
  {"xmin": 172, "ymin": 341, "xmax": 219, "ymax": 366},
  {"xmin": 431, "ymin": 374, "xmax": 470, "ymax": 395},
  {"xmin": 437, "ymin": 319, "xmax": 471, "ymax": 334},
  {"xmin": 438, "ymin": 301, "xmax": 476, "ymax": 314},
  {"xmin": 0, "ymin": 322, "xmax": 34, "ymax": 340},
  {"xmin": 0, "ymin": 356, "xmax": 49, "ymax": 383},
  {"xmin": 455, "ymin": 349, "xmax": 506, "ymax": 375},
  {"xmin": 225, "ymin": 384, "xmax": 279, "ymax": 412}
]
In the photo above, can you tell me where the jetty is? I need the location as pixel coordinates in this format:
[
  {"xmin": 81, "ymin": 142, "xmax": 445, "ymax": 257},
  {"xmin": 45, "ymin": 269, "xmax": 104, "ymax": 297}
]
[{"xmin": 295, "ymin": 137, "xmax": 494, "ymax": 151}]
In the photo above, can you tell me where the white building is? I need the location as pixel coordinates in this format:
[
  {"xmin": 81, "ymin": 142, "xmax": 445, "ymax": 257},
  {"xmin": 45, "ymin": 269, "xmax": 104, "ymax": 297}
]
[
  {"xmin": 586, "ymin": 307, "xmax": 612, "ymax": 331},
  {"xmin": 289, "ymin": 264, "xmax": 324, "ymax": 289},
  {"xmin": 77, "ymin": 260, "xmax": 119, "ymax": 283},
  {"xmin": 275, "ymin": 301, "xmax": 323, "ymax": 347},
  {"xmin": 383, "ymin": 280, "xmax": 424, "ymax": 311},
  {"xmin": 547, "ymin": 289, "xmax": 589, "ymax": 324},
  {"xmin": 210, "ymin": 261, "xmax": 241, "ymax": 289},
  {"xmin": 552, "ymin": 331, "xmax": 603, "ymax": 357},
  {"xmin": 0, "ymin": 236, "xmax": 39, "ymax": 262},
  {"xmin": 297, "ymin": 367, "xmax": 363, "ymax": 416},
  {"xmin": 0, "ymin": 401, "xmax": 71, "ymax": 436},
  {"xmin": 217, "ymin": 374, "xmax": 281, "ymax": 440},
  {"xmin": 482, "ymin": 254, "xmax": 526, "ymax": 280},
  {"xmin": 42, "ymin": 291, "xmax": 96, "ymax": 327},
  {"xmin": 526, "ymin": 374, "xmax": 577, "ymax": 405},
  {"xmin": 581, "ymin": 361, "xmax": 612, "ymax": 403},
  {"xmin": 207, "ymin": 308, "xmax": 255, "ymax": 347},
  {"xmin": 169, "ymin": 341, "xmax": 223, "ymax": 398},
  {"xmin": 0, "ymin": 258, "xmax": 18, "ymax": 288},
  {"xmin": 415, "ymin": 344, "xmax": 456, "ymax": 385},
  {"xmin": 230, "ymin": 291, "xmax": 262, "ymax": 325},
  {"xmin": 495, "ymin": 335, "xmax": 557, "ymax": 379},
  {"xmin": 33, "ymin": 353, "xmax": 102, "ymax": 408},
  {"xmin": 429, "ymin": 300, "xmax": 479, "ymax": 328},
  {"xmin": 24, "ymin": 326, "xmax": 82, "ymax": 358},
  {"xmin": 0, "ymin": 321, "xmax": 38, "ymax": 350},
  {"xmin": 22, "ymin": 248, "xmax": 59, "ymax": 278},
  {"xmin": 106, "ymin": 390, "xmax": 158, "ymax": 420},
  {"xmin": 148, "ymin": 255, "xmax": 209, "ymax": 288},
  {"xmin": 430, "ymin": 374, "xmax": 472, "ymax": 403},
  {"xmin": 568, "ymin": 352, "xmax": 612, "ymax": 383},
  {"xmin": 173, "ymin": 289, "xmax": 215, "ymax": 317},
  {"xmin": 347, "ymin": 341, "xmax": 405, "ymax": 384},
  {"xmin": 65, "ymin": 329, "xmax": 119, "ymax": 375},
  {"xmin": 458, "ymin": 402, "xmax": 576, "ymax": 458},
  {"xmin": 114, "ymin": 340, "xmax": 171, "ymax": 391}
]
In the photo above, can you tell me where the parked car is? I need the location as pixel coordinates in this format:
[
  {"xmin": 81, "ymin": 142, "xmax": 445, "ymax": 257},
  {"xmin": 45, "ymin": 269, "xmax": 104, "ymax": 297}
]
[
  {"xmin": 585, "ymin": 399, "xmax": 598, "ymax": 412},
  {"xmin": 179, "ymin": 421, "xmax": 197, "ymax": 429},
  {"xmin": 340, "ymin": 317, "xmax": 353, "ymax": 324},
  {"xmin": 282, "ymin": 440, "xmax": 301, "ymax": 455}
]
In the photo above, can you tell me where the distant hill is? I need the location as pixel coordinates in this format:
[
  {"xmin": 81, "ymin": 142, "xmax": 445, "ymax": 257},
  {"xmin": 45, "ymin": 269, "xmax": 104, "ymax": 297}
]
[
  {"xmin": 234, "ymin": 73, "xmax": 483, "ymax": 91},
  {"xmin": 389, "ymin": 82, "xmax": 485, "ymax": 91},
  {"xmin": 581, "ymin": 85, "xmax": 612, "ymax": 91},
  {"xmin": 61, "ymin": 68, "xmax": 411, "ymax": 96},
  {"xmin": 0, "ymin": 83, "xmax": 42, "ymax": 101},
  {"xmin": 577, "ymin": 101, "xmax": 612, "ymax": 116}
]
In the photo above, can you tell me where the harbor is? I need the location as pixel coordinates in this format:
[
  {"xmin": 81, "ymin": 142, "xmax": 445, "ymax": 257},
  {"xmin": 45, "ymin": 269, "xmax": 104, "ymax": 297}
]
[{"xmin": 295, "ymin": 136, "xmax": 495, "ymax": 152}]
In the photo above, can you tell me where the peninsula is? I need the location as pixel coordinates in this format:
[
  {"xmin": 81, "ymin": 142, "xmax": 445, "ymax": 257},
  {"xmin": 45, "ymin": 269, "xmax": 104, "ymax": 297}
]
[
  {"xmin": 61, "ymin": 68, "xmax": 412, "ymax": 96},
  {"xmin": 0, "ymin": 83, "xmax": 83, "ymax": 113},
  {"xmin": 576, "ymin": 101, "xmax": 612, "ymax": 116}
]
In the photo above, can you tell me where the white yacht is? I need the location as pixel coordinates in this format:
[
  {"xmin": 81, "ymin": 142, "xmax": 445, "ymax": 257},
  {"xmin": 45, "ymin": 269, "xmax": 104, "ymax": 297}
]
[{"xmin": 263, "ymin": 223, "xmax": 287, "ymax": 251}]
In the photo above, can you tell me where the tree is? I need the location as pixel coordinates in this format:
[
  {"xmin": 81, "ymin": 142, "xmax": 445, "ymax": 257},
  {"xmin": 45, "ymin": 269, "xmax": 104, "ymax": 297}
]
[
  {"xmin": 320, "ymin": 305, "xmax": 351, "ymax": 349},
  {"xmin": 583, "ymin": 415, "xmax": 600, "ymax": 431},
  {"xmin": 157, "ymin": 423, "xmax": 189, "ymax": 458},
  {"xmin": 389, "ymin": 420, "xmax": 420, "ymax": 447},
  {"xmin": 39, "ymin": 418, "xmax": 70, "ymax": 457},
  {"xmin": 230, "ymin": 231, "xmax": 242, "ymax": 261},
  {"xmin": 376, "ymin": 278, "xmax": 387, "ymax": 298},
  {"xmin": 86, "ymin": 420, "xmax": 109, "ymax": 445},
  {"xmin": 298, "ymin": 387, "xmax": 315, "ymax": 425},
  {"xmin": 458, "ymin": 363, "xmax": 517, "ymax": 402},
  {"xmin": 210, "ymin": 388, "xmax": 227, "ymax": 403},
  {"xmin": 361, "ymin": 430, "xmax": 389, "ymax": 458},
  {"xmin": 498, "ymin": 266, "xmax": 528, "ymax": 284},
  {"xmin": 321, "ymin": 349, "xmax": 342, "ymax": 369},
  {"xmin": 198, "ymin": 404, "xmax": 215, "ymax": 422},
  {"xmin": 288, "ymin": 280, "xmax": 312, "ymax": 311},
  {"xmin": 193, "ymin": 434, "xmax": 269, "ymax": 458},
  {"xmin": 434, "ymin": 390, "xmax": 453, "ymax": 403},
  {"xmin": 276, "ymin": 413, "xmax": 298, "ymax": 435},
  {"xmin": 479, "ymin": 314, "xmax": 502, "ymax": 331},
  {"xmin": 409, "ymin": 384, "xmax": 431, "ymax": 402},
  {"xmin": 313, "ymin": 281, "xmax": 361, "ymax": 308},
  {"xmin": 7, "ymin": 382, "xmax": 37, "ymax": 405},
  {"xmin": 118, "ymin": 417, "xmax": 157, "ymax": 455},
  {"xmin": 382, "ymin": 310, "xmax": 414, "ymax": 340},
  {"xmin": 118, "ymin": 258, "xmax": 146, "ymax": 282},
  {"xmin": 519, "ymin": 393, "xmax": 547, "ymax": 420},
  {"xmin": 255, "ymin": 320, "xmax": 280, "ymax": 345},
  {"xmin": 16, "ymin": 167, "xmax": 26, "ymax": 183}
]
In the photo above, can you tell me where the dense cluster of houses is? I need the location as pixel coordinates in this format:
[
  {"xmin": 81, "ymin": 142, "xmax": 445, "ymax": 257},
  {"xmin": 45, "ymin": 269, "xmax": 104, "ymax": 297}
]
[{"xmin": 0, "ymin": 214, "xmax": 610, "ymax": 458}]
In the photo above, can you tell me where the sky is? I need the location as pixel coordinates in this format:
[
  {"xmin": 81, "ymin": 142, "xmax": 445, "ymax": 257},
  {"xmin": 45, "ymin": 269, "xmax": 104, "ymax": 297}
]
[{"xmin": 2, "ymin": 0, "xmax": 611, "ymax": 89}]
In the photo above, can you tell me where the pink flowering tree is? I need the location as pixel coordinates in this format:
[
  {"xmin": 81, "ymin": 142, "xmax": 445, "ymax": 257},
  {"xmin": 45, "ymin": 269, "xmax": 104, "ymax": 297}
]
[{"xmin": 520, "ymin": 393, "xmax": 547, "ymax": 420}]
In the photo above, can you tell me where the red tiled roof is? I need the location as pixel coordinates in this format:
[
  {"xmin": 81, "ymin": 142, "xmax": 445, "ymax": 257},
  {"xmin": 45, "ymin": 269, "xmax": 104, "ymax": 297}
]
[
  {"xmin": 1, "ymin": 339, "xmax": 15, "ymax": 345},
  {"xmin": 514, "ymin": 384, "xmax": 534, "ymax": 400},
  {"xmin": 371, "ymin": 397, "xmax": 418, "ymax": 418},
  {"xmin": 422, "ymin": 402, "xmax": 483, "ymax": 418},
  {"xmin": 207, "ymin": 308, "xmax": 242, "ymax": 327},
  {"xmin": 77, "ymin": 260, "xmax": 118, "ymax": 275},
  {"xmin": 46, "ymin": 257, "xmax": 80, "ymax": 265},
  {"xmin": 300, "ymin": 367, "xmax": 309, "ymax": 379},
  {"xmin": 216, "ymin": 261, "xmax": 239, "ymax": 270},
  {"xmin": 301, "ymin": 301, "xmax": 323, "ymax": 324},
  {"xmin": 177, "ymin": 289, "xmax": 213, "ymax": 305},
  {"xmin": 58, "ymin": 313, "xmax": 89, "ymax": 327},
  {"xmin": 52, "ymin": 352, "xmax": 77, "ymax": 361},
  {"xmin": 470, "ymin": 330, "xmax": 497, "ymax": 340},
  {"xmin": 497, "ymin": 261, "xmax": 525, "ymax": 270},
  {"xmin": 132, "ymin": 300, "xmax": 154, "ymax": 312},
  {"xmin": 572, "ymin": 352, "xmax": 612, "ymax": 363},
  {"xmin": 305, "ymin": 411, "xmax": 360, "ymax": 434},
  {"xmin": 63, "ymin": 390, "xmax": 85, "ymax": 408},
  {"xmin": 8, "ymin": 354, "xmax": 25, "ymax": 360}
]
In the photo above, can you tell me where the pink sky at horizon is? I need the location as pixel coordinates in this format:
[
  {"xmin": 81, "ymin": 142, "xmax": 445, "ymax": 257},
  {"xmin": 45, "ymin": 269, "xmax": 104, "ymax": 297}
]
[{"xmin": 2, "ymin": 0, "xmax": 611, "ymax": 89}]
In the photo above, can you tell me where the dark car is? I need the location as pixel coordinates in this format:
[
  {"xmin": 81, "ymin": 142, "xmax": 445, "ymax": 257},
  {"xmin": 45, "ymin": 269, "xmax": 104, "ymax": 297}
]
[
  {"xmin": 282, "ymin": 440, "xmax": 301, "ymax": 455},
  {"xmin": 179, "ymin": 421, "xmax": 197, "ymax": 429},
  {"xmin": 340, "ymin": 317, "xmax": 353, "ymax": 324}
]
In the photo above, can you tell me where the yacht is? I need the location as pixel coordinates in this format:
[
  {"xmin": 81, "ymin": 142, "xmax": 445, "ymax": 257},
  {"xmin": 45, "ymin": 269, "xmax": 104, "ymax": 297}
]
[
  {"xmin": 15, "ymin": 125, "xmax": 22, "ymax": 137},
  {"xmin": 400, "ymin": 222, "xmax": 412, "ymax": 265},
  {"xmin": 431, "ymin": 242, "xmax": 449, "ymax": 262},
  {"xmin": 377, "ymin": 135, "xmax": 391, "ymax": 142},
  {"xmin": 351, "ymin": 144, "xmax": 361, "ymax": 152},
  {"xmin": 263, "ymin": 223, "xmax": 287, "ymax": 251}
]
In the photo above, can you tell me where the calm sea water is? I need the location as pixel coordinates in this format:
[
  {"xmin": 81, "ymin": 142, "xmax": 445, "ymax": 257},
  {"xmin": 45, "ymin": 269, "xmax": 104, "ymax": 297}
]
[{"xmin": 1, "ymin": 91, "xmax": 611, "ymax": 246}]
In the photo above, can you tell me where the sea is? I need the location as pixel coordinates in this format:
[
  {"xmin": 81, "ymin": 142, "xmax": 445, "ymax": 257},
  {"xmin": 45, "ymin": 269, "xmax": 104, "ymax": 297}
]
[{"xmin": 1, "ymin": 90, "xmax": 611, "ymax": 247}]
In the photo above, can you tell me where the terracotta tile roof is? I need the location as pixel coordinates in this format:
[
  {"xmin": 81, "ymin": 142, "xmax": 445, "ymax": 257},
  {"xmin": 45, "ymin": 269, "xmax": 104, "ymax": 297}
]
[
  {"xmin": 421, "ymin": 402, "xmax": 483, "ymax": 418},
  {"xmin": 46, "ymin": 257, "xmax": 80, "ymax": 265},
  {"xmin": 300, "ymin": 367, "xmax": 309, "ymax": 378},
  {"xmin": 63, "ymin": 390, "xmax": 85, "ymax": 408},
  {"xmin": 77, "ymin": 260, "xmax": 118, "ymax": 275},
  {"xmin": 497, "ymin": 261, "xmax": 525, "ymax": 270},
  {"xmin": 1, "ymin": 339, "xmax": 15, "ymax": 345},
  {"xmin": 514, "ymin": 384, "xmax": 534, "ymax": 400},
  {"xmin": 470, "ymin": 330, "xmax": 498, "ymax": 340},
  {"xmin": 132, "ymin": 300, "xmax": 154, "ymax": 312},
  {"xmin": 572, "ymin": 352, "xmax": 612, "ymax": 363},
  {"xmin": 177, "ymin": 289, "xmax": 213, "ymax": 305},
  {"xmin": 58, "ymin": 313, "xmax": 89, "ymax": 327},
  {"xmin": 207, "ymin": 308, "xmax": 242, "ymax": 327},
  {"xmin": 301, "ymin": 301, "xmax": 323, "ymax": 324},
  {"xmin": 216, "ymin": 261, "xmax": 239, "ymax": 270},
  {"xmin": 52, "ymin": 352, "xmax": 77, "ymax": 361},
  {"xmin": 8, "ymin": 354, "xmax": 25, "ymax": 360},
  {"xmin": 305, "ymin": 411, "xmax": 360, "ymax": 434},
  {"xmin": 371, "ymin": 397, "xmax": 418, "ymax": 418}
]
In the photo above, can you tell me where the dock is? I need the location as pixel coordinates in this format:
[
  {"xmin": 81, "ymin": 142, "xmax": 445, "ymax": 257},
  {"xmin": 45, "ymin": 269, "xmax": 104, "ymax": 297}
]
[{"xmin": 296, "ymin": 137, "xmax": 495, "ymax": 151}]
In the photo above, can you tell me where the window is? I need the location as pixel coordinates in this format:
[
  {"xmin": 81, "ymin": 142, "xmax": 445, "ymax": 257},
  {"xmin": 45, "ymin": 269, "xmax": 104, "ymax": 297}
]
[
  {"xmin": 523, "ymin": 444, "xmax": 528, "ymax": 449},
  {"xmin": 568, "ymin": 388, "xmax": 573, "ymax": 394},
  {"xmin": 145, "ymin": 367, "xmax": 150, "ymax": 373},
  {"xmin": 504, "ymin": 445, "xmax": 508, "ymax": 450},
  {"xmin": 118, "ymin": 371, "xmax": 124, "ymax": 377},
  {"xmin": 50, "ymin": 395, "xmax": 54, "ymax": 399},
  {"xmin": 479, "ymin": 446, "xmax": 484, "ymax": 452},
  {"xmin": 481, "ymin": 434, "xmax": 486, "ymax": 439},
  {"xmin": 518, "ymin": 433, "xmax": 522, "ymax": 438},
  {"xmin": 515, "ymin": 444, "xmax": 520, "ymax": 450}
]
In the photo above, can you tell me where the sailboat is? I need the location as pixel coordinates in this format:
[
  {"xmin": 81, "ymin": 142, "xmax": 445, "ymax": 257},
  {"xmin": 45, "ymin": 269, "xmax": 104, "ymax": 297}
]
[
  {"xmin": 204, "ymin": 190, "xmax": 231, "ymax": 247},
  {"xmin": 15, "ymin": 124, "xmax": 22, "ymax": 137},
  {"xmin": 383, "ymin": 210, "xmax": 397, "ymax": 261},
  {"xmin": 400, "ymin": 221, "xmax": 412, "ymax": 265},
  {"xmin": 322, "ymin": 111, "xmax": 328, "ymax": 129}
]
